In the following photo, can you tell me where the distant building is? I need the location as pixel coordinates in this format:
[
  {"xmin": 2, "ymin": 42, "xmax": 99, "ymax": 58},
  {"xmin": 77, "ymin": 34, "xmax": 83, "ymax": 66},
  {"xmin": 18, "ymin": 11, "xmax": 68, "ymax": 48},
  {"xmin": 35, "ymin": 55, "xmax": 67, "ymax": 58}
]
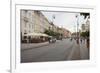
[
  {"xmin": 34, "ymin": 11, "xmax": 51, "ymax": 33},
  {"xmin": 57, "ymin": 27, "xmax": 63, "ymax": 35},
  {"xmin": 81, "ymin": 19, "xmax": 90, "ymax": 32},
  {"xmin": 57, "ymin": 27, "xmax": 71, "ymax": 38},
  {"xmin": 85, "ymin": 19, "xmax": 90, "ymax": 31},
  {"xmin": 50, "ymin": 22, "xmax": 58, "ymax": 33},
  {"xmin": 71, "ymin": 32, "xmax": 77, "ymax": 38},
  {"xmin": 61, "ymin": 28, "xmax": 71, "ymax": 38},
  {"xmin": 81, "ymin": 24, "xmax": 86, "ymax": 32}
]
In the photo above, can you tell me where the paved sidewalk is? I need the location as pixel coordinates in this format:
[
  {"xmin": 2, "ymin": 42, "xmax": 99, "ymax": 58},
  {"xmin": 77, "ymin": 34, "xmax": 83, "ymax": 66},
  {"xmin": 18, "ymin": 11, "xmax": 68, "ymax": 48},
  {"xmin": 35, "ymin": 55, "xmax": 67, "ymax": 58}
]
[
  {"xmin": 21, "ymin": 40, "xmax": 60, "ymax": 51},
  {"xmin": 21, "ymin": 42, "xmax": 49, "ymax": 50},
  {"xmin": 79, "ymin": 43, "xmax": 89, "ymax": 59},
  {"xmin": 67, "ymin": 40, "xmax": 81, "ymax": 60},
  {"xmin": 67, "ymin": 40, "xmax": 89, "ymax": 60}
]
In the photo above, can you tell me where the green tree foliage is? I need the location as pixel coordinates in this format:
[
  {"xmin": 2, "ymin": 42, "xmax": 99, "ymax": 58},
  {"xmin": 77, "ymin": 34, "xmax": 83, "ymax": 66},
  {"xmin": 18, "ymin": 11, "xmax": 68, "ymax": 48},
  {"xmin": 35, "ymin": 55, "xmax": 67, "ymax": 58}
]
[
  {"xmin": 80, "ymin": 31, "xmax": 89, "ymax": 37},
  {"xmin": 44, "ymin": 29, "xmax": 61, "ymax": 37}
]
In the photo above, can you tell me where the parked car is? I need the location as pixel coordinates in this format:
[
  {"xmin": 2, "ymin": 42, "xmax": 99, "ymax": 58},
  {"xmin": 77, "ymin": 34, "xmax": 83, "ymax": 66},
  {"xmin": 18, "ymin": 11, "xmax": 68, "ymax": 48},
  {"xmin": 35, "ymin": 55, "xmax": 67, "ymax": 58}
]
[{"xmin": 49, "ymin": 37, "xmax": 56, "ymax": 43}]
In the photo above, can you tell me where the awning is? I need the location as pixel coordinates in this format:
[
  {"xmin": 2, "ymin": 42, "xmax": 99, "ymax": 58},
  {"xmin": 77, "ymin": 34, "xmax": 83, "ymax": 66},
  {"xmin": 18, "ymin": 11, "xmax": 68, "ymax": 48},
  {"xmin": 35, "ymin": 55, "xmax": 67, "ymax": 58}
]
[{"xmin": 24, "ymin": 32, "xmax": 49, "ymax": 37}]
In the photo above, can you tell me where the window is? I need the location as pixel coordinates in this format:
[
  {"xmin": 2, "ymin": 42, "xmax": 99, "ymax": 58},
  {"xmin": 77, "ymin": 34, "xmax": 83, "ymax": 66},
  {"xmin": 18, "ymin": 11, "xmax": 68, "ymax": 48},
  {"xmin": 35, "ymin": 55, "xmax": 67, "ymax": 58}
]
[
  {"xmin": 32, "ymin": 25, "xmax": 34, "ymax": 29},
  {"xmin": 29, "ymin": 24, "xmax": 31, "ymax": 28},
  {"xmin": 24, "ymin": 23, "xmax": 26, "ymax": 27},
  {"xmin": 24, "ymin": 30, "xmax": 27, "ymax": 34}
]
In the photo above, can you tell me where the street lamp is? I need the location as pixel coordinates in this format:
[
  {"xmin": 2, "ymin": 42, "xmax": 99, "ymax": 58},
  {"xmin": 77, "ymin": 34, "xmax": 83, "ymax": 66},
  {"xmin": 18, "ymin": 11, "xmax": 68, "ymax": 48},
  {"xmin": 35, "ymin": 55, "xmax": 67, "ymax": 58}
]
[
  {"xmin": 52, "ymin": 14, "xmax": 55, "ymax": 31},
  {"xmin": 52, "ymin": 14, "xmax": 55, "ymax": 23},
  {"xmin": 73, "ymin": 25, "xmax": 76, "ymax": 38},
  {"xmin": 76, "ymin": 14, "xmax": 79, "ymax": 44}
]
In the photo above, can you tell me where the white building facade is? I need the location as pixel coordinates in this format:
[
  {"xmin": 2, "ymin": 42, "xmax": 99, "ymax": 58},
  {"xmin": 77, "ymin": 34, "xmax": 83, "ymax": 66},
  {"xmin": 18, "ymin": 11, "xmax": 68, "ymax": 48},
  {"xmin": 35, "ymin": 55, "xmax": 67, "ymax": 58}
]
[
  {"xmin": 21, "ymin": 10, "xmax": 34, "ymax": 40},
  {"xmin": 20, "ymin": 10, "xmax": 52, "ymax": 41}
]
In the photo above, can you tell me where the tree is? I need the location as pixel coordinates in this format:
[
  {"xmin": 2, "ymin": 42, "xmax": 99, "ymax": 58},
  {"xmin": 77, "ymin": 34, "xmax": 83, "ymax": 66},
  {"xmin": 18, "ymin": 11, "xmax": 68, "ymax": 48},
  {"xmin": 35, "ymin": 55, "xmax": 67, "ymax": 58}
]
[
  {"xmin": 80, "ymin": 31, "xmax": 89, "ymax": 38},
  {"xmin": 80, "ymin": 13, "xmax": 90, "ymax": 37},
  {"xmin": 44, "ymin": 29, "xmax": 61, "ymax": 37},
  {"xmin": 80, "ymin": 13, "xmax": 90, "ymax": 19}
]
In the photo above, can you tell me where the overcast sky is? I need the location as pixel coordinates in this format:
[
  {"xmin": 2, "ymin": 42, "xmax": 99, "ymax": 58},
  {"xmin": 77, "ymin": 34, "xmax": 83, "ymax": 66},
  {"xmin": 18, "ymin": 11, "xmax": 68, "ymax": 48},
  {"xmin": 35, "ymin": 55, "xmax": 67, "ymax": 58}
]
[{"xmin": 41, "ymin": 11, "xmax": 85, "ymax": 33}]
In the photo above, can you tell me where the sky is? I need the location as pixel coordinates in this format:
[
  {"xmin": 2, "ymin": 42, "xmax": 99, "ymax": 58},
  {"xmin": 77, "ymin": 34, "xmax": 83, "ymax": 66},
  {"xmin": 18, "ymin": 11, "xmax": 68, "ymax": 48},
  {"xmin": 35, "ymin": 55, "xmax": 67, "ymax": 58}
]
[{"xmin": 41, "ymin": 11, "xmax": 85, "ymax": 33}]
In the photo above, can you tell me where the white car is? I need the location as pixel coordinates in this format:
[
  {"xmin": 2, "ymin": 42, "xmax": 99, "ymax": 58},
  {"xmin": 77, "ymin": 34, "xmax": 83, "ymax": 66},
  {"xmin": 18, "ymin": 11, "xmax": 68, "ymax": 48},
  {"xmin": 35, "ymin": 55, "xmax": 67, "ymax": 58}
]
[{"xmin": 49, "ymin": 37, "xmax": 56, "ymax": 43}]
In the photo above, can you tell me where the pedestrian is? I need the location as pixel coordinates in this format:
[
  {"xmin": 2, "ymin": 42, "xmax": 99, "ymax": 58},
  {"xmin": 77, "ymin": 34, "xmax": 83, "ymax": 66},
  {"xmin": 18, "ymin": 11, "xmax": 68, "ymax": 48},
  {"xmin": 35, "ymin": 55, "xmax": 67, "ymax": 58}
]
[
  {"xmin": 76, "ymin": 39, "xmax": 79, "ymax": 44},
  {"xmin": 87, "ymin": 38, "xmax": 89, "ymax": 49},
  {"xmin": 70, "ymin": 38, "xmax": 72, "ymax": 41},
  {"xmin": 83, "ymin": 38, "xmax": 85, "ymax": 44},
  {"xmin": 80, "ymin": 38, "xmax": 82, "ymax": 44},
  {"xmin": 48, "ymin": 37, "xmax": 51, "ymax": 43}
]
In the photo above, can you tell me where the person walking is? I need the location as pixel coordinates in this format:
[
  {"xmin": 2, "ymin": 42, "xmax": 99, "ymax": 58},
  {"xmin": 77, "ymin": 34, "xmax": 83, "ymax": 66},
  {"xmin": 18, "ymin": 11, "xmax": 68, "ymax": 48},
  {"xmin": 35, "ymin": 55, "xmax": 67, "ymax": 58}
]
[
  {"xmin": 80, "ymin": 38, "xmax": 82, "ymax": 44},
  {"xmin": 87, "ymin": 38, "xmax": 89, "ymax": 49}
]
